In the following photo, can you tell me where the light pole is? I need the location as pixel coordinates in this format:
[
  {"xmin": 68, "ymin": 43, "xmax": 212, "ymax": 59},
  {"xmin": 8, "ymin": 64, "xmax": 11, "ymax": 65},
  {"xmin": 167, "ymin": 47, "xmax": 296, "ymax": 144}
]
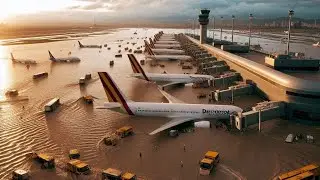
[
  {"xmin": 232, "ymin": 15, "xmax": 235, "ymax": 43},
  {"xmin": 249, "ymin": 13, "xmax": 253, "ymax": 47},
  {"xmin": 212, "ymin": 16, "xmax": 215, "ymax": 39},
  {"xmin": 220, "ymin": 16, "xmax": 223, "ymax": 40},
  {"xmin": 287, "ymin": 9, "xmax": 294, "ymax": 55},
  {"xmin": 193, "ymin": 18, "xmax": 196, "ymax": 37}
]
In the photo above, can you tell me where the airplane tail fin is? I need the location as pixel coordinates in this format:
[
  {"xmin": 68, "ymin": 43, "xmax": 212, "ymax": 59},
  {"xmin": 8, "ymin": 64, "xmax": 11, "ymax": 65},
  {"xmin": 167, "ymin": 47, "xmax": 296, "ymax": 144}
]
[
  {"xmin": 154, "ymin": 34, "xmax": 159, "ymax": 41},
  {"xmin": 148, "ymin": 38, "xmax": 155, "ymax": 48},
  {"xmin": 78, "ymin": 41, "xmax": 84, "ymax": 48},
  {"xmin": 144, "ymin": 41, "xmax": 155, "ymax": 56},
  {"xmin": 48, "ymin": 51, "xmax": 56, "ymax": 61},
  {"xmin": 10, "ymin": 53, "xmax": 14, "ymax": 60},
  {"xmin": 149, "ymin": 38, "xmax": 155, "ymax": 48},
  {"xmin": 127, "ymin": 54, "xmax": 149, "ymax": 81},
  {"xmin": 98, "ymin": 72, "xmax": 134, "ymax": 115}
]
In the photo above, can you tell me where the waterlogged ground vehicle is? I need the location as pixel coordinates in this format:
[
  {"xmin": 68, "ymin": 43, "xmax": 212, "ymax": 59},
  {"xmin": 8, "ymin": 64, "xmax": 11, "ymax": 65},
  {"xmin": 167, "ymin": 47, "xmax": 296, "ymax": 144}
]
[
  {"xmin": 102, "ymin": 168, "xmax": 122, "ymax": 180},
  {"xmin": 66, "ymin": 159, "xmax": 91, "ymax": 175},
  {"xmin": 33, "ymin": 72, "xmax": 48, "ymax": 79},
  {"xmin": 122, "ymin": 172, "xmax": 137, "ymax": 180},
  {"xmin": 12, "ymin": 169, "xmax": 29, "ymax": 180},
  {"xmin": 199, "ymin": 151, "xmax": 220, "ymax": 175},
  {"xmin": 69, "ymin": 149, "xmax": 80, "ymax": 159},
  {"xmin": 83, "ymin": 95, "xmax": 93, "ymax": 104},
  {"xmin": 115, "ymin": 126, "xmax": 134, "ymax": 138},
  {"xmin": 44, "ymin": 98, "xmax": 60, "ymax": 112},
  {"xmin": 32, "ymin": 153, "xmax": 55, "ymax": 169},
  {"xmin": 5, "ymin": 89, "xmax": 18, "ymax": 97},
  {"xmin": 285, "ymin": 134, "xmax": 295, "ymax": 143},
  {"xmin": 278, "ymin": 164, "xmax": 319, "ymax": 180}
]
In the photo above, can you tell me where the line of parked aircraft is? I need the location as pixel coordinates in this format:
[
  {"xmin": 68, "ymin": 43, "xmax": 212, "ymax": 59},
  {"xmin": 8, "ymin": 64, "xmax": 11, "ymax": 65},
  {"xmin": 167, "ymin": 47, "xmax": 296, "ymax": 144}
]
[
  {"xmin": 97, "ymin": 31, "xmax": 242, "ymax": 135},
  {"xmin": 10, "ymin": 40, "xmax": 104, "ymax": 64},
  {"xmin": 10, "ymin": 31, "xmax": 242, "ymax": 135}
]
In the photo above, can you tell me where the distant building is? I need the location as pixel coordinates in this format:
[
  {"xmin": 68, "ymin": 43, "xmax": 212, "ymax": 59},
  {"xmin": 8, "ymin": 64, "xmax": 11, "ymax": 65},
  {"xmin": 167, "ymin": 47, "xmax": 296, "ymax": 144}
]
[{"xmin": 292, "ymin": 21, "xmax": 302, "ymax": 28}]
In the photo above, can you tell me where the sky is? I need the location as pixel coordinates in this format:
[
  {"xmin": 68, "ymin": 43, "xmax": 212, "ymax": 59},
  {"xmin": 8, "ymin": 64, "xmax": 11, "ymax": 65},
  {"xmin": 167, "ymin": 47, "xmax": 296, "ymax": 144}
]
[{"xmin": 1, "ymin": 0, "xmax": 320, "ymax": 26}]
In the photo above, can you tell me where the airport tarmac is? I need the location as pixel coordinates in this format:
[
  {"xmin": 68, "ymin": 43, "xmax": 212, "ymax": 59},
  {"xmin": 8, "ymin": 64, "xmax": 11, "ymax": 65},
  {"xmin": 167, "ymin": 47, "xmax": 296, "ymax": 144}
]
[{"xmin": 0, "ymin": 28, "xmax": 319, "ymax": 180}]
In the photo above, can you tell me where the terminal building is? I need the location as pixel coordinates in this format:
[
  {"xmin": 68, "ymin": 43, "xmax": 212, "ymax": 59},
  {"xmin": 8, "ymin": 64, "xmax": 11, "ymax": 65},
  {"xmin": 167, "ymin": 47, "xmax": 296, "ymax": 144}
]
[
  {"xmin": 187, "ymin": 15, "xmax": 320, "ymax": 121},
  {"xmin": 265, "ymin": 54, "xmax": 320, "ymax": 71}
]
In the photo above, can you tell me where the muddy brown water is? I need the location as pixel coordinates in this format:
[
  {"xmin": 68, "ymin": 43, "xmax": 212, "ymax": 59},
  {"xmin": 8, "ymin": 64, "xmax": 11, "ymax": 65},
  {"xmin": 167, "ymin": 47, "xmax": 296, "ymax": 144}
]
[{"xmin": 0, "ymin": 28, "xmax": 319, "ymax": 180}]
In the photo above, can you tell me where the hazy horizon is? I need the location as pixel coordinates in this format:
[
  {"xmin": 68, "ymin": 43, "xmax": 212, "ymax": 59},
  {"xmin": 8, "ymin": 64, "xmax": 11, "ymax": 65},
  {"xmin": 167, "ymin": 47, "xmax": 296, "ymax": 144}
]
[{"xmin": 1, "ymin": 0, "xmax": 320, "ymax": 27}]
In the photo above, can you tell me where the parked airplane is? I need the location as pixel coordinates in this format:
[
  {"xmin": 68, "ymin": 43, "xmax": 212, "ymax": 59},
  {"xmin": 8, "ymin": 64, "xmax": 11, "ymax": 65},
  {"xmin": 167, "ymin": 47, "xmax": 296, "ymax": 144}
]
[
  {"xmin": 149, "ymin": 38, "xmax": 181, "ymax": 49},
  {"xmin": 128, "ymin": 54, "xmax": 213, "ymax": 84},
  {"xmin": 154, "ymin": 34, "xmax": 177, "ymax": 43},
  {"xmin": 153, "ymin": 35, "xmax": 179, "ymax": 44},
  {"xmin": 144, "ymin": 40, "xmax": 185, "ymax": 55},
  {"xmin": 10, "ymin": 53, "xmax": 37, "ymax": 64},
  {"xmin": 144, "ymin": 42, "xmax": 191, "ymax": 61},
  {"xmin": 97, "ymin": 72, "xmax": 242, "ymax": 135},
  {"xmin": 78, "ymin": 41, "xmax": 102, "ymax": 49},
  {"xmin": 48, "ymin": 51, "xmax": 80, "ymax": 62}
]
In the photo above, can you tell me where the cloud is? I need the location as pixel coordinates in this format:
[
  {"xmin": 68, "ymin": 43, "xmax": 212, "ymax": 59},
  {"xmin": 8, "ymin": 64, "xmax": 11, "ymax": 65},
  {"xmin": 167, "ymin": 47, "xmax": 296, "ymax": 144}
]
[
  {"xmin": 68, "ymin": 0, "xmax": 110, "ymax": 10},
  {"xmin": 67, "ymin": 0, "xmax": 320, "ymax": 19},
  {"xmin": 8, "ymin": 0, "xmax": 320, "ymax": 27}
]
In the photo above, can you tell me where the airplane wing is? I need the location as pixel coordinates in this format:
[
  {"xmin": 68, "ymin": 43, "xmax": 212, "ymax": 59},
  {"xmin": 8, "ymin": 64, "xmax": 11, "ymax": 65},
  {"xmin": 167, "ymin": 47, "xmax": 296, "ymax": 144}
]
[
  {"xmin": 96, "ymin": 102, "xmax": 121, "ymax": 109},
  {"xmin": 189, "ymin": 75, "xmax": 211, "ymax": 82},
  {"xmin": 157, "ymin": 86, "xmax": 185, "ymax": 104},
  {"xmin": 149, "ymin": 117, "xmax": 197, "ymax": 135}
]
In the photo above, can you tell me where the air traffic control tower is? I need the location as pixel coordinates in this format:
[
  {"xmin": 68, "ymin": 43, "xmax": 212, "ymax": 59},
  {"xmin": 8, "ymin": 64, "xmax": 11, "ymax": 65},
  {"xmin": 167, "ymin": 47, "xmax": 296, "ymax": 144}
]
[{"xmin": 198, "ymin": 9, "xmax": 210, "ymax": 44}]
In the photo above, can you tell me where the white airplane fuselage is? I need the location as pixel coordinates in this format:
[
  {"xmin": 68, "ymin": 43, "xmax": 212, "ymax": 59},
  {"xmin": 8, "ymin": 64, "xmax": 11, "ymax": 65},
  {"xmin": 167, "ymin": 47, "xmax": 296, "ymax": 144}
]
[
  {"xmin": 81, "ymin": 45, "xmax": 102, "ymax": 48},
  {"xmin": 12, "ymin": 59, "xmax": 37, "ymax": 64},
  {"xmin": 105, "ymin": 101, "xmax": 241, "ymax": 119},
  {"xmin": 52, "ymin": 57, "xmax": 80, "ymax": 62},
  {"xmin": 146, "ymin": 54, "xmax": 191, "ymax": 61},
  {"xmin": 152, "ymin": 48, "xmax": 185, "ymax": 55},
  {"xmin": 158, "ymin": 38, "xmax": 175, "ymax": 41},
  {"xmin": 154, "ymin": 44, "xmax": 181, "ymax": 49},
  {"xmin": 132, "ymin": 73, "xmax": 213, "ymax": 83},
  {"xmin": 155, "ymin": 41, "xmax": 180, "ymax": 44}
]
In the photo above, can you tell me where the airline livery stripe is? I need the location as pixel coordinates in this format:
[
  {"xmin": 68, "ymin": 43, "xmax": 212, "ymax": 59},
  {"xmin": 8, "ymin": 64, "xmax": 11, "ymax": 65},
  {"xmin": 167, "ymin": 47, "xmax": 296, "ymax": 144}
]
[
  {"xmin": 149, "ymin": 38, "xmax": 155, "ymax": 48},
  {"xmin": 145, "ymin": 42, "xmax": 154, "ymax": 56},
  {"xmin": 98, "ymin": 73, "xmax": 117, "ymax": 102},
  {"xmin": 128, "ymin": 54, "xmax": 140, "ymax": 73},
  {"xmin": 102, "ymin": 72, "xmax": 134, "ymax": 115},
  {"xmin": 128, "ymin": 54, "xmax": 149, "ymax": 81},
  {"xmin": 128, "ymin": 54, "xmax": 139, "ymax": 73},
  {"xmin": 100, "ymin": 72, "xmax": 124, "ymax": 103}
]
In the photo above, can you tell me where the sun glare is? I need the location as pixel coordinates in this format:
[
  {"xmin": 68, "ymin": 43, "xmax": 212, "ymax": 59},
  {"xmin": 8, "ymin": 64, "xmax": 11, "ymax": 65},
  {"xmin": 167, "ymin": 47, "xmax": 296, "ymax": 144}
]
[{"xmin": 0, "ymin": 0, "xmax": 84, "ymax": 21}]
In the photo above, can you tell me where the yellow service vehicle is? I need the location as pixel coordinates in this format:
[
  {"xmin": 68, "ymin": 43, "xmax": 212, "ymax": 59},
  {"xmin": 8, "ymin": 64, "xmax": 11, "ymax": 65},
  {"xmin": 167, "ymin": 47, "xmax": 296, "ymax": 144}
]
[
  {"xmin": 278, "ymin": 164, "xmax": 319, "ymax": 180},
  {"xmin": 115, "ymin": 126, "xmax": 134, "ymax": 138},
  {"xmin": 199, "ymin": 151, "xmax": 220, "ymax": 175},
  {"xmin": 69, "ymin": 149, "xmax": 80, "ymax": 159},
  {"xmin": 83, "ymin": 95, "xmax": 93, "ymax": 104},
  {"xmin": 32, "ymin": 152, "xmax": 55, "ymax": 169},
  {"xmin": 122, "ymin": 172, "xmax": 137, "ymax": 180},
  {"xmin": 66, "ymin": 159, "xmax": 91, "ymax": 175},
  {"xmin": 102, "ymin": 168, "xmax": 122, "ymax": 180}
]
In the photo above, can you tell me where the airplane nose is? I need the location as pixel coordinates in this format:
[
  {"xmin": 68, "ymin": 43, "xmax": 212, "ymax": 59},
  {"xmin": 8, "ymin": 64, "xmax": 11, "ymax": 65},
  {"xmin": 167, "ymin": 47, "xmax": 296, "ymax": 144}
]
[{"xmin": 233, "ymin": 106, "xmax": 243, "ymax": 113}]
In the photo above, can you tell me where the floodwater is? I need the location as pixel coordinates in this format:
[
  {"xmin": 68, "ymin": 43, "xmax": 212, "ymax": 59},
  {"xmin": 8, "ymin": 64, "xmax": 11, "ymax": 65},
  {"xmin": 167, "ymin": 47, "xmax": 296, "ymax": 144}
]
[{"xmin": 0, "ymin": 28, "xmax": 319, "ymax": 180}]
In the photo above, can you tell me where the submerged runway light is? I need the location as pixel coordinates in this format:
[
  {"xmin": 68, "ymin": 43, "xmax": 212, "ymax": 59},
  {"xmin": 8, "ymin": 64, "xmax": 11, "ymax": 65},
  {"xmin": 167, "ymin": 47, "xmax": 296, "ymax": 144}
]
[{"xmin": 198, "ymin": 9, "xmax": 210, "ymax": 44}]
